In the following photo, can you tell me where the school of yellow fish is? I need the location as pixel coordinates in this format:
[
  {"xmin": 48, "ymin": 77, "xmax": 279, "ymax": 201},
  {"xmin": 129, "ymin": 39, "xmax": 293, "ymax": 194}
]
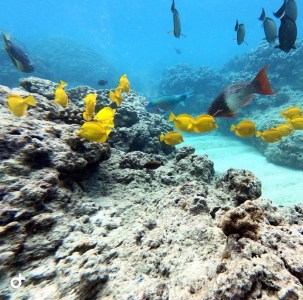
[
  {"xmin": 4, "ymin": 75, "xmax": 131, "ymax": 143},
  {"xmin": 3, "ymin": 78, "xmax": 303, "ymax": 146},
  {"xmin": 160, "ymin": 106, "xmax": 303, "ymax": 145}
]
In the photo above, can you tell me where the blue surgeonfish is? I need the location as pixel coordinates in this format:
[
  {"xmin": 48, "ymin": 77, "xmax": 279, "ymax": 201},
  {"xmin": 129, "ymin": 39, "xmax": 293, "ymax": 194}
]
[
  {"xmin": 2, "ymin": 33, "xmax": 34, "ymax": 73},
  {"xmin": 145, "ymin": 92, "xmax": 193, "ymax": 114}
]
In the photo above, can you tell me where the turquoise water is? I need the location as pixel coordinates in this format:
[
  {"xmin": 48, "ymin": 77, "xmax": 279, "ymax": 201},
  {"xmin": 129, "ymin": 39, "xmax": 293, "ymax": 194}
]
[{"xmin": 1, "ymin": 0, "xmax": 302, "ymax": 86}]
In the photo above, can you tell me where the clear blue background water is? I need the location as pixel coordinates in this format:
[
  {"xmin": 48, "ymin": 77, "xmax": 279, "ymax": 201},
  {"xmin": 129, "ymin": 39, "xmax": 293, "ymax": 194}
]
[{"xmin": 0, "ymin": 0, "xmax": 302, "ymax": 88}]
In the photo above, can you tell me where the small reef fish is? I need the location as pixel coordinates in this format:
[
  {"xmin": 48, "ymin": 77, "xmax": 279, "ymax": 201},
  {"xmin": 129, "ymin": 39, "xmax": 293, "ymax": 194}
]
[
  {"xmin": 287, "ymin": 115, "xmax": 303, "ymax": 130},
  {"xmin": 175, "ymin": 48, "xmax": 181, "ymax": 55},
  {"xmin": 256, "ymin": 128, "xmax": 282, "ymax": 143},
  {"xmin": 77, "ymin": 121, "xmax": 112, "ymax": 143},
  {"xmin": 94, "ymin": 106, "xmax": 116, "ymax": 128},
  {"xmin": 194, "ymin": 114, "xmax": 218, "ymax": 133},
  {"xmin": 234, "ymin": 20, "xmax": 245, "ymax": 45},
  {"xmin": 145, "ymin": 92, "xmax": 193, "ymax": 114},
  {"xmin": 83, "ymin": 93, "xmax": 97, "ymax": 121},
  {"xmin": 118, "ymin": 74, "xmax": 130, "ymax": 93},
  {"xmin": 275, "ymin": 15, "xmax": 297, "ymax": 53},
  {"xmin": 207, "ymin": 66, "xmax": 277, "ymax": 118},
  {"xmin": 160, "ymin": 131, "xmax": 184, "ymax": 145},
  {"xmin": 280, "ymin": 106, "xmax": 302, "ymax": 119},
  {"xmin": 170, "ymin": 0, "xmax": 185, "ymax": 38},
  {"xmin": 143, "ymin": 161, "xmax": 163, "ymax": 170},
  {"xmin": 97, "ymin": 80, "xmax": 108, "ymax": 86},
  {"xmin": 274, "ymin": 0, "xmax": 297, "ymax": 22},
  {"xmin": 275, "ymin": 124, "xmax": 293, "ymax": 136},
  {"xmin": 2, "ymin": 33, "xmax": 34, "ymax": 73},
  {"xmin": 258, "ymin": 8, "xmax": 277, "ymax": 44},
  {"xmin": 109, "ymin": 87, "xmax": 123, "ymax": 106},
  {"xmin": 230, "ymin": 120, "xmax": 256, "ymax": 138},
  {"xmin": 54, "ymin": 80, "xmax": 68, "ymax": 107},
  {"xmin": 168, "ymin": 112, "xmax": 195, "ymax": 132},
  {"xmin": 7, "ymin": 94, "xmax": 36, "ymax": 117}
]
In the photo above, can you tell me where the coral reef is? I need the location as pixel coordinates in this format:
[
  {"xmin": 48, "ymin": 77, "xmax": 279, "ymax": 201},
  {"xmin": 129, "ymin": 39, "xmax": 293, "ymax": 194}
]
[{"xmin": 1, "ymin": 78, "xmax": 303, "ymax": 300}]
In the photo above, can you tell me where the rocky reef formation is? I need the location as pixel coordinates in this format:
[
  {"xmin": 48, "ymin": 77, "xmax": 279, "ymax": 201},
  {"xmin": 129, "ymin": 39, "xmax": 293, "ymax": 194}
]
[
  {"xmin": 157, "ymin": 41, "xmax": 303, "ymax": 170},
  {"xmin": 0, "ymin": 36, "xmax": 117, "ymax": 89},
  {"xmin": 1, "ymin": 78, "xmax": 303, "ymax": 299}
]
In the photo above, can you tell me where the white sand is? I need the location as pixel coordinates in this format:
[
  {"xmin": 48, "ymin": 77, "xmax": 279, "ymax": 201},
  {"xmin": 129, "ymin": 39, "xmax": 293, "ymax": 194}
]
[{"xmin": 180, "ymin": 133, "xmax": 303, "ymax": 207}]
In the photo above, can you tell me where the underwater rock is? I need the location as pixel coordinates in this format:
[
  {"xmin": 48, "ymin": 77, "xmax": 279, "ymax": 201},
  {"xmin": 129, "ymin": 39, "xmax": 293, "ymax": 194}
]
[
  {"xmin": 223, "ymin": 40, "xmax": 303, "ymax": 91},
  {"xmin": 220, "ymin": 200, "xmax": 264, "ymax": 239},
  {"xmin": 175, "ymin": 145, "xmax": 195, "ymax": 161},
  {"xmin": 216, "ymin": 168, "xmax": 262, "ymax": 205},
  {"xmin": 1, "ymin": 80, "xmax": 303, "ymax": 300}
]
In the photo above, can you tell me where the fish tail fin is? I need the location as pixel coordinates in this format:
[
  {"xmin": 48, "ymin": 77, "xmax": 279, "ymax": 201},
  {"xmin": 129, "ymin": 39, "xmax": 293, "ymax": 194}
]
[
  {"xmin": 109, "ymin": 91, "xmax": 116, "ymax": 101},
  {"xmin": 256, "ymin": 131, "xmax": 262, "ymax": 137},
  {"xmin": 230, "ymin": 124, "xmax": 236, "ymax": 131},
  {"xmin": 258, "ymin": 8, "xmax": 265, "ymax": 21},
  {"xmin": 273, "ymin": 1, "xmax": 286, "ymax": 19},
  {"xmin": 252, "ymin": 65, "xmax": 277, "ymax": 95},
  {"xmin": 159, "ymin": 133, "xmax": 165, "ymax": 142},
  {"xmin": 2, "ymin": 32, "xmax": 10, "ymax": 42},
  {"xmin": 59, "ymin": 80, "xmax": 67, "ymax": 88},
  {"xmin": 83, "ymin": 112, "xmax": 90, "ymax": 121},
  {"xmin": 24, "ymin": 95, "xmax": 36, "ymax": 106},
  {"xmin": 168, "ymin": 112, "xmax": 175, "ymax": 121},
  {"xmin": 286, "ymin": 119, "xmax": 294, "ymax": 129}
]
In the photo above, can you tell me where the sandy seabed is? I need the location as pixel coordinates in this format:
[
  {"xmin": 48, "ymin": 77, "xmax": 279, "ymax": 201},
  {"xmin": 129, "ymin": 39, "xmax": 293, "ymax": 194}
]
[{"xmin": 182, "ymin": 133, "xmax": 303, "ymax": 207}]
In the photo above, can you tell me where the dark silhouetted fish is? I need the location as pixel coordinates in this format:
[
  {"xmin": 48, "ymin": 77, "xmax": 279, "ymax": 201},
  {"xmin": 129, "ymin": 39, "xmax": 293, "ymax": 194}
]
[
  {"xmin": 143, "ymin": 161, "xmax": 164, "ymax": 170},
  {"xmin": 170, "ymin": 0, "xmax": 185, "ymax": 38},
  {"xmin": 275, "ymin": 15, "xmax": 297, "ymax": 52},
  {"xmin": 145, "ymin": 92, "xmax": 193, "ymax": 114},
  {"xmin": 2, "ymin": 33, "xmax": 34, "ymax": 73},
  {"xmin": 234, "ymin": 20, "xmax": 245, "ymax": 45},
  {"xmin": 274, "ymin": 0, "xmax": 297, "ymax": 21},
  {"xmin": 97, "ymin": 79, "xmax": 108, "ymax": 86},
  {"xmin": 175, "ymin": 48, "xmax": 181, "ymax": 54},
  {"xmin": 207, "ymin": 66, "xmax": 277, "ymax": 118},
  {"xmin": 258, "ymin": 8, "xmax": 277, "ymax": 43}
]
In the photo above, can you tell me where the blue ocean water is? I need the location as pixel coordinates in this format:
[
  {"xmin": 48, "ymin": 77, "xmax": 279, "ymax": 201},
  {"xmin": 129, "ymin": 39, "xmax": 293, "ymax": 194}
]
[{"xmin": 1, "ymin": 0, "xmax": 302, "ymax": 90}]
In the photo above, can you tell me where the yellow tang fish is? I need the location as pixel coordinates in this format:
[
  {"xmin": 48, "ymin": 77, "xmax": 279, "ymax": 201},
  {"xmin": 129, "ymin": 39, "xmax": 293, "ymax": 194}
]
[
  {"xmin": 256, "ymin": 128, "xmax": 282, "ymax": 143},
  {"xmin": 275, "ymin": 124, "xmax": 293, "ymax": 136},
  {"xmin": 7, "ymin": 94, "xmax": 36, "ymax": 117},
  {"xmin": 118, "ymin": 74, "xmax": 130, "ymax": 93},
  {"xmin": 94, "ymin": 106, "xmax": 116, "ymax": 128},
  {"xmin": 230, "ymin": 120, "xmax": 256, "ymax": 138},
  {"xmin": 159, "ymin": 131, "xmax": 184, "ymax": 145},
  {"xmin": 109, "ymin": 87, "xmax": 123, "ymax": 106},
  {"xmin": 287, "ymin": 115, "xmax": 303, "ymax": 130},
  {"xmin": 168, "ymin": 112, "xmax": 195, "ymax": 132},
  {"xmin": 77, "ymin": 121, "xmax": 111, "ymax": 143},
  {"xmin": 280, "ymin": 106, "xmax": 302, "ymax": 119},
  {"xmin": 194, "ymin": 114, "xmax": 218, "ymax": 133},
  {"xmin": 54, "ymin": 80, "xmax": 68, "ymax": 107},
  {"xmin": 83, "ymin": 93, "xmax": 97, "ymax": 121}
]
